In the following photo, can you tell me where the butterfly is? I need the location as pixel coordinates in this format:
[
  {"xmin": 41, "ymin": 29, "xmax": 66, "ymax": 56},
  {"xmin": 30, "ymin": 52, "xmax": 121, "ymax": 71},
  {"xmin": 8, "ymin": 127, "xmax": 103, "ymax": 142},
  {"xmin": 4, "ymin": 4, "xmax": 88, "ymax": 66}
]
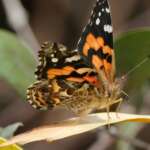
[{"xmin": 27, "ymin": 0, "xmax": 123, "ymax": 115}]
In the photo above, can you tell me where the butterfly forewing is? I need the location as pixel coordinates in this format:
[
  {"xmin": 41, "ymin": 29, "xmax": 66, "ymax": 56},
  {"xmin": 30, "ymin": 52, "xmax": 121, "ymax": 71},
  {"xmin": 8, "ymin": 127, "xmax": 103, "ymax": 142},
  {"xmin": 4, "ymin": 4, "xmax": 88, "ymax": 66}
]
[{"xmin": 77, "ymin": 0, "xmax": 115, "ymax": 82}]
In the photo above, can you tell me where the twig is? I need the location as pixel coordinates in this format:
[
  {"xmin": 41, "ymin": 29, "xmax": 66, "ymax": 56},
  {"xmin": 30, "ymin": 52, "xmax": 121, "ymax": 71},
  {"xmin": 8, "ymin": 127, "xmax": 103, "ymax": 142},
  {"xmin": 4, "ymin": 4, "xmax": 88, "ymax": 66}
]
[{"xmin": 2, "ymin": 0, "xmax": 39, "ymax": 59}]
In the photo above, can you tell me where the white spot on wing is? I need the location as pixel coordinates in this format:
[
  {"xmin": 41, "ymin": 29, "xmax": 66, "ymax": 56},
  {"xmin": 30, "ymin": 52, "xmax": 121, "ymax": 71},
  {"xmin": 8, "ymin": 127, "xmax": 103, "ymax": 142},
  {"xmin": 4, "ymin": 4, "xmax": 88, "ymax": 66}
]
[
  {"xmin": 34, "ymin": 81, "xmax": 41, "ymax": 84},
  {"xmin": 35, "ymin": 68, "xmax": 38, "ymax": 72},
  {"xmin": 96, "ymin": 18, "xmax": 100, "ymax": 25},
  {"xmin": 51, "ymin": 58, "xmax": 59, "ymax": 63},
  {"xmin": 32, "ymin": 105, "xmax": 37, "ymax": 109},
  {"xmin": 74, "ymin": 49, "xmax": 78, "ymax": 52},
  {"xmin": 26, "ymin": 89, "xmax": 30, "ymax": 93},
  {"xmin": 65, "ymin": 55, "xmax": 80, "ymax": 63},
  {"xmin": 104, "ymin": 24, "xmax": 113, "ymax": 33},
  {"xmin": 27, "ymin": 95, "xmax": 31, "ymax": 99},
  {"xmin": 51, "ymin": 54, "xmax": 54, "ymax": 58},
  {"xmin": 35, "ymin": 75, "xmax": 38, "ymax": 79},
  {"xmin": 59, "ymin": 47, "xmax": 66, "ymax": 52},
  {"xmin": 39, "ymin": 61, "xmax": 43, "ymax": 66},
  {"xmin": 39, "ymin": 57, "xmax": 42, "ymax": 61},
  {"xmin": 106, "ymin": 8, "xmax": 110, "ymax": 13},
  {"xmin": 48, "ymin": 85, "xmax": 52, "ymax": 88},
  {"xmin": 28, "ymin": 100, "xmax": 33, "ymax": 104},
  {"xmin": 98, "ymin": 12, "xmax": 101, "ymax": 17},
  {"xmin": 98, "ymin": 0, "xmax": 102, "ymax": 5}
]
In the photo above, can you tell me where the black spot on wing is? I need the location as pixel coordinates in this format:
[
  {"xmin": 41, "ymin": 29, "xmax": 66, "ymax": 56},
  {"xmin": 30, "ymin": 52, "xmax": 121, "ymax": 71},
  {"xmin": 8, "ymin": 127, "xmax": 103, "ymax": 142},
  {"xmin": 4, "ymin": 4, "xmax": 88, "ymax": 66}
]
[
  {"xmin": 86, "ymin": 48, "xmax": 112, "ymax": 66},
  {"xmin": 106, "ymin": 55, "xmax": 112, "ymax": 63}
]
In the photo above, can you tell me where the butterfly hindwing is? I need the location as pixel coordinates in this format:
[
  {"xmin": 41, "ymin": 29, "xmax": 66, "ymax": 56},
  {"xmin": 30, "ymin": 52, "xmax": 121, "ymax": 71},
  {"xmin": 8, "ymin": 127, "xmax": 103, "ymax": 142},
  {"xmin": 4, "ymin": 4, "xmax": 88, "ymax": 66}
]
[{"xmin": 77, "ymin": 0, "xmax": 115, "ymax": 81}]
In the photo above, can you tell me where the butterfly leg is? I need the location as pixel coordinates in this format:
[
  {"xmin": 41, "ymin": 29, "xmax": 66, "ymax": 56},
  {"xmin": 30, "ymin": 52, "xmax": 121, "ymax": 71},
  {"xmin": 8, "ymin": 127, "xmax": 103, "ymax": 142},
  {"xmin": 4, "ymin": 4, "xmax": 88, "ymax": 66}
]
[
  {"xmin": 115, "ymin": 98, "xmax": 123, "ymax": 118},
  {"xmin": 105, "ymin": 98, "xmax": 122, "ymax": 127},
  {"xmin": 106, "ymin": 98, "xmax": 112, "ymax": 117},
  {"xmin": 106, "ymin": 104, "xmax": 111, "ymax": 127}
]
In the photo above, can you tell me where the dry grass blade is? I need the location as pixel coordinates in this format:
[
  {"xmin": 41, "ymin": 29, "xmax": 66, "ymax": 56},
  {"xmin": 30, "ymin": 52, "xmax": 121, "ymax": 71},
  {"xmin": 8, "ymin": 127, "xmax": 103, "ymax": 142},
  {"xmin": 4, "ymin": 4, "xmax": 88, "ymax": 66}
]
[{"xmin": 0, "ymin": 112, "xmax": 150, "ymax": 147}]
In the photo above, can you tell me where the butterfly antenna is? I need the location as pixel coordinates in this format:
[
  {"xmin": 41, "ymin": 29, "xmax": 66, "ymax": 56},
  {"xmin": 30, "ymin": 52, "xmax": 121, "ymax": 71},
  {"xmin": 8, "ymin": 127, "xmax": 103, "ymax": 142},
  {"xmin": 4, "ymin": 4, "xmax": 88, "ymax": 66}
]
[
  {"xmin": 121, "ymin": 55, "xmax": 150, "ymax": 80},
  {"xmin": 121, "ymin": 90, "xmax": 129, "ymax": 98}
]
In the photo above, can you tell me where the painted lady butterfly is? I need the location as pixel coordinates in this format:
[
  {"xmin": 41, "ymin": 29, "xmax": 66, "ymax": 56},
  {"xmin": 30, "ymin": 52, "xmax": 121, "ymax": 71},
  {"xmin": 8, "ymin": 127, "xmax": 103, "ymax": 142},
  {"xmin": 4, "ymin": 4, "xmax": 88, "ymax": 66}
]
[{"xmin": 27, "ymin": 0, "xmax": 123, "ymax": 115}]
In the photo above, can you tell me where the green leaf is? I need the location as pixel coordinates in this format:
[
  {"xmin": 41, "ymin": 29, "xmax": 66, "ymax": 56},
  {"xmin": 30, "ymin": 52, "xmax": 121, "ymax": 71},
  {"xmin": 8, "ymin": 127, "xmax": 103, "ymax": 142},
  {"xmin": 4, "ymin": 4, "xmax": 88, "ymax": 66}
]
[
  {"xmin": 0, "ymin": 30, "xmax": 36, "ymax": 97},
  {"xmin": 114, "ymin": 29, "xmax": 150, "ymax": 93},
  {"xmin": 0, "ymin": 123, "xmax": 23, "ymax": 139},
  {"xmin": 0, "ymin": 137, "xmax": 23, "ymax": 150}
]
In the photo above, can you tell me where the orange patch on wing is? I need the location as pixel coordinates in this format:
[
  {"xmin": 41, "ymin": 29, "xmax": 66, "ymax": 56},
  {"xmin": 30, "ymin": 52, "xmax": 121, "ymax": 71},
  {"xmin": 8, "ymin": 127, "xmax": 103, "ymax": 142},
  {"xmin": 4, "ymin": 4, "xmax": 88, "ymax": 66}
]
[
  {"xmin": 103, "ymin": 45, "xmax": 112, "ymax": 55},
  {"xmin": 67, "ymin": 76, "xmax": 100, "ymax": 87},
  {"xmin": 52, "ymin": 79, "xmax": 61, "ymax": 92},
  {"xmin": 37, "ymin": 92, "xmax": 48, "ymax": 105},
  {"xmin": 86, "ymin": 33, "xmax": 99, "ymax": 50},
  {"xmin": 97, "ymin": 37, "xmax": 104, "ymax": 48},
  {"xmin": 81, "ymin": 34, "xmax": 114, "ymax": 80},
  {"xmin": 47, "ymin": 66, "xmax": 75, "ymax": 79},
  {"xmin": 83, "ymin": 76, "xmax": 100, "ymax": 87},
  {"xmin": 83, "ymin": 43, "xmax": 90, "ymax": 56},
  {"xmin": 83, "ymin": 34, "xmax": 111, "ymax": 59},
  {"xmin": 66, "ymin": 77, "xmax": 84, "ymax": 83},
  {"xmin": 63, "ymin": 66, "xmax": 75, "ymax": 73},
  {"xmin": 92, "ymin": 55, "xmax": 103, "ymax": 71},
  {"xmin": 53, "ymin": 98, "xmax": 60, "ymax": 105},
  {"xmin": 32, "ymin": 94, "xmax": 46, "ymax": 107},
  {"xmin": 103, "ymin": 59, "xmax": 112, "ymax": 77},
  {"xmin": 104, "ymin": 60, "xmax": 112, "ymax": 70}
]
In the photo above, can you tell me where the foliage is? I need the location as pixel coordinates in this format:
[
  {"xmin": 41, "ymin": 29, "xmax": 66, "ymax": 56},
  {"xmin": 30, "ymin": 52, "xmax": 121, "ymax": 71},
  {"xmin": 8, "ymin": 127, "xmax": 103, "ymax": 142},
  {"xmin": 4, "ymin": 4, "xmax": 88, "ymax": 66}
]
[
  {"xmin": 0, "ymin": 123, "xmax": 23, "ymax": 150},
  {"xmin": 0, "ymin": 30, "xmax": 36, "ymax": 97},
  {"xmin": 115, "ymin": 29, "xmax": 150, "ymax": 91},
  {"xmin": 0, "ymin": 137, "xmax": 22, "ymax": 150},
  {"xmin": 0, "ymin": 123, "xmax": 23, "ymax": 139}
]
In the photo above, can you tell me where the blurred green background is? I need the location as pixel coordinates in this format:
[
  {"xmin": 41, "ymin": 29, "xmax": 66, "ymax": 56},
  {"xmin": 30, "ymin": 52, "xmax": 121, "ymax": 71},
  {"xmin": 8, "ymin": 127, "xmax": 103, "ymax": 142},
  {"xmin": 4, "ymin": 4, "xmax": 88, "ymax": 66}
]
[{"xmin": 0, "ymin": 0, "xmax": 150, "ymax": 150}]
